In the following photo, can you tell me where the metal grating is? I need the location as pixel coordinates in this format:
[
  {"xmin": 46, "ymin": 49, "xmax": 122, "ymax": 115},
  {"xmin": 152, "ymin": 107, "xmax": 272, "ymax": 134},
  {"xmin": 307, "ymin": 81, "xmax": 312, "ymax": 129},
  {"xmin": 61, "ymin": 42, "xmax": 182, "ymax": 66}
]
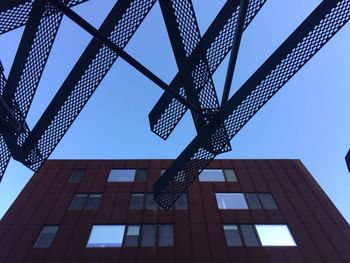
[
  {"xmin": 154, "ymin": 138, "xmax": 215, "ymax": 210},
  {"xmin": 224, "ymin": 0, "xmax": 350, "ymax": 139},
  {"xmin": 25, "ymin": 0, "xmax": 156, "ymax": 171},
  {"xmin": 154, "ymin": 0, "xmax": 350, "ymax": 210},
  {"xmin": 10, "ymin": 4, "xmax": 63, "ymax": 146},
  {"xmin": 150, "ymin": 0, "xmax": 266, "ymax": 140},
  {"xmin": 0, "ymin": 0, "xmax": 89, "ymax": 35}
]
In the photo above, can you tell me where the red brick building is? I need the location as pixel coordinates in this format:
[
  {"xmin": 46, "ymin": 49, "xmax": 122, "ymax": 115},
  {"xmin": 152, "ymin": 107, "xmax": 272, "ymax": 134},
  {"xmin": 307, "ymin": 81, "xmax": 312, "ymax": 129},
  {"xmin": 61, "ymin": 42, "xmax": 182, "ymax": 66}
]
[{"xmin": 0, "ymin": 159, "xmax": 349, "ymax": 263}]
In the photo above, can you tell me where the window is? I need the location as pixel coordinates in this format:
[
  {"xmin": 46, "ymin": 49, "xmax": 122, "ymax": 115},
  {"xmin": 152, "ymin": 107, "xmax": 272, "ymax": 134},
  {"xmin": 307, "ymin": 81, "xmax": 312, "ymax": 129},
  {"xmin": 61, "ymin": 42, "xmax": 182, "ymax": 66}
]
[
  {"xmin": 69, "ymin": 193, "xmax": 102, "ymax": 211},
  {"xmin": 129, "ymin": 193, "xmax": 188, "ymax": 210},
  {"xmin": 223, "ymin": 225, "xmax": 242, "ymax": 246},
  {"xmin": 68, "ymin": 169, "xmax": 85, "ymax": 182},
  {"xmin": 145, "ymin": 193, "xmax": 158, "ymax": 209},
  {"xmin": 216, "ymin": 193, "xmax": 248, "ymax": 209},
  {"xmin": 141, "ymin": 225, "xmax": 157, "ymax": 247},
  {"xmin": 255, "ymin": 225, "xmax": 296, "ymax": 246},
  {"xmin": 87, "ymin": 225, "xmax": 174, "ymax": 247},
  {"xmin": 69, "ymin": 194, "xmax": 87, "ymax": 210},
  {"xmin": 258, "ymin": 193, "xmax": 278, "ymax": 209},
  {"xmin": 245, "ymin": 193, "xmax": 278, "ymax": 210},
  {"xmin": 140, "ymin": 225, "xmax": 174, "ymax": 247},
  {"xmin": 34, "ymin": 226, "xmax": 59, "ymax": 248},
  {"xmin": 245, "ymin": 193, "xmax": 262, "ymax": 209},
  {"xmin": 125, "ymin": 225, "xmax": 140, "ymax": 247},
  {"xmin": 223, "ymin": 224, "xmax": 297, "ymax": 247},
  {"xmin": 240, "ymin": 225, "xmax": 259, "ymax": 246},
  {"xmin": 199, "ymin": 169, "xmax": 237, "ymax": 182},
  {"xmin": 130, "ymin": 193, "xmax": 144, "ymax": 209},
  {"xmin": 158, "ymin": 225, "xmax": 174, "ymax": 247},
  {"xmin": 85, "ymin": 194, "xmax": 102, "ymax": 210},
  {"xmin": 174, "ymin": 193, "xmax": 188, "ymax": 209},
  {"xmin": 87, "ymin": 225, "xmax": 125, "ymax": 247},
  {"xmin": 108, "ymin": 169, "xmax": 147, "ymax": 182}
]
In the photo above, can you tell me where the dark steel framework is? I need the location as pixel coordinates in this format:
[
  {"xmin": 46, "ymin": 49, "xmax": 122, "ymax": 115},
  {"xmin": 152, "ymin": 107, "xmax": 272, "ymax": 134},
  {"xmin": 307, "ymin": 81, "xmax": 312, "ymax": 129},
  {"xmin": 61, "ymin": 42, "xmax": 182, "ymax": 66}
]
[{"xmin": 0, "ymin": 0, "xmax": 349, "ymax": 210}]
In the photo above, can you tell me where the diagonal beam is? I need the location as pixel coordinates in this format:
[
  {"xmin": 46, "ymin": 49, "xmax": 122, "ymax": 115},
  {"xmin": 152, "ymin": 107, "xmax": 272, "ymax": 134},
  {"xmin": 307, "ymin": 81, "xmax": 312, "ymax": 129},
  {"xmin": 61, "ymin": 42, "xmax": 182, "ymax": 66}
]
[
  {"xmin": 0, "ymin": 66, "xmax": 11, "ymax": 183},
  {"xmin": 223, "ymin": 0, "xmax": 350, "ymax": 140},
  {"xmin": 159, "ymin": 0, "xmax": 224, "ymax": 138},
  {"xmin": 2, "ymin": 0, "xmax": 63, "ymax": 153},
  {"xmin": 154, "ymin": 0, "xmax": 350, "ymax": 210},
  {"xmin": 0, "ymin": 0, "xmax": 90, "ymax": 35},
  {"xmin": 46, "ymin": 0, "xmax": 199, "ymax": 113},
  {"xmin": 20, "ymin": 0, "xmax": 157, "ymax": 171},
  {"xmin": 149, "ymin": 0, "xmax": 266, "ymax": 140},
  {"xmin": 221, "ymin": 0, "xmax": 249, "ymax": 107}
]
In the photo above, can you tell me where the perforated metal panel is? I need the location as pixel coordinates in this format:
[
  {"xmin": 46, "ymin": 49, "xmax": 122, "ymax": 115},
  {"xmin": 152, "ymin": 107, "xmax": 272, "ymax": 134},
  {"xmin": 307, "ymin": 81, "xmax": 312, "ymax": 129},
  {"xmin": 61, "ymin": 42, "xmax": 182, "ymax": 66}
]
[
  {"xmin": 154, "ymin": 138, "xmax": 216, "ymax": 210},
  {"xmin": 154, "ymin": 0, "xmax": 350, "ymax": 210},
  {"xmin": 150, "ymin": 0, "xmax": 266, "ymax": 140},
  {"xmin": 0, "ymin": 72, "xmax": 11, "ymax": 182},
  {"xmin": 6, "ymin": 3, "xmax": 63, "ymax": 148},
  {"xmin": 24, "ymin": 0, "xmax": 156, "ymax": 171},
  {"xmin": 224, "ymin": 0, "xmax": 350, "ymax": 139},
  {"xmin": 0, "ymin": 0, "xmax": 89, "ymax": 35}
]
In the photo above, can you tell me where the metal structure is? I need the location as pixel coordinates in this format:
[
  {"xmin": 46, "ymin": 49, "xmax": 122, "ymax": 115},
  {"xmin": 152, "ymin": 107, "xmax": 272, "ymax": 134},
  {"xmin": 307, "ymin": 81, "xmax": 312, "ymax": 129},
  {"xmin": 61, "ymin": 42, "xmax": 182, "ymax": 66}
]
[{"xmin": 0, "ymin": 0, "xmax": 349, "ymax": 210}]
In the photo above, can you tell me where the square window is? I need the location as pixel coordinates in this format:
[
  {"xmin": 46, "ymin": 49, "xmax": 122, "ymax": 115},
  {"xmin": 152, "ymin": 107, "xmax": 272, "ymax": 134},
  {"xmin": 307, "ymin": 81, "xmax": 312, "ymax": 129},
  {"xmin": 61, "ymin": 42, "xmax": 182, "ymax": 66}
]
[
  {"xmin": 215, "ymin": 193, "xmax": 248, "ymax": 209},
  {"xmin": 223, "ymin": 225, "xmax": 242, "ymax": 246},
  {"xmin": 34, "ymin": 226, "xmax": 59, "ymax": 248},
  {"xmin": 158, "ymin": 225, "xmax": 174, "ymax": 247},
  {"xmin": 223, "ymin": 169, "xmax": 237, "ymax": 182},
  {"xmin": 145, "ymin": 193, "xmax": 158, "ymax": 209},
  {"xmin": 69, "ymin": 194, "xmax": 87, "ymax": 210},
  {"xmin": 245, "ymin": 193, "xmax": 262, "ymax": 209},
  {"xmin": 68, "ymin": 169, "xmax": 85, "ymax": 182},
  {"xmin": 141, "ymin": 225, "xmax": 156, "ymax": 247},
  {"xmin": 174, "ymin": 193, "xmax": 188, "ymax": 209},
  {"xmin": 199, "ymin": 169, "xmax": 225, "ymax": 182},
  {"xmin": 240, "ymin": 225, "xmax": 259, "ymax": 246},
  {"xmin": 108, "ymin": 169, "xmax": 135, "ymax": 182},
  {"xmin": 130, "ymin": 193, "xmax": 144, "ymax": 209},
  {"xmin": 85, "ymin": 194, "xmax": 102, "ymax": 210},
  {"xmin": 258, "ymin": 193, "xmax": 278, "ymax": 209},
  {"xmin": 125, "ymin": 225, "xmax": 140, "ymax": 247},
  {"xmin": 255, "ymin": 225, "xmax": 296, "ymax": 246},
  {"xmin": 135, "ymin": 169, "xmax": 148, "ymax": 182},
  {"xmin": 87, "ymin": 225, "xmax": 125, "ymax": 247}
]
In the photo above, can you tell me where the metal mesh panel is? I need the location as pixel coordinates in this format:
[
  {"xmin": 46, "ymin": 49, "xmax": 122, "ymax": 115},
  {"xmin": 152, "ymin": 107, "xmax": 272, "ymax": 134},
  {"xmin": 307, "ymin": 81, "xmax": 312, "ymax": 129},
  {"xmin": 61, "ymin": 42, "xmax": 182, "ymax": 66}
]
[
  {"xmin": 168, "ymin": 0, "xmax": 219, "ymax": 127},
  {"xmin": 0, "ymin": 135, "xmax": 11, "ymax": 182},
  {"xmin": 224, "ymin": 0, "xmax": 350, "ymax": 138},
  {"xmin": 150, "ymin": 0, "xmax": 265, "ymax": 140},
  {"xmin": 12, "ymin": 5, "xmax": 63, "ymax": 146},
  {"xmin": 155, "ymin": 142, "xmax": 215, "ymax": 210},
  {"xmin": 170, "ymin": 0, "xmax": 200, "ymax": 57},
  {"xmin": 0, "ymin": 73, "xmax": 10, "ymax": 182},
  {"xmin": 26, "ymin": 0, "xmax": 156, "ymax": 171},
  {"xmin": 0, "ymin": 0, "xmax": 89, "ymax": 35},
  {"xmin": 0, "ymin": 73, "xmax": 5, "ymax": 96},
  {"xmin": 206, "ymin": 0, "xmax": 265, "ymax": 73}
]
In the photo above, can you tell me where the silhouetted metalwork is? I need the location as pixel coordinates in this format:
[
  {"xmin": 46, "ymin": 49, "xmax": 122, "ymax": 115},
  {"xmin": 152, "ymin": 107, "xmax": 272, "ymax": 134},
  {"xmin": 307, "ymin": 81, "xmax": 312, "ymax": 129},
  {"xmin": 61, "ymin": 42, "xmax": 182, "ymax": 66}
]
[
  {"xmin": 346, "ymin": 150, "xmax": 350, "ymax": 173},
  {"xmin": 0, "ymin": 0, "xmax": 349, "ymax": 210}
]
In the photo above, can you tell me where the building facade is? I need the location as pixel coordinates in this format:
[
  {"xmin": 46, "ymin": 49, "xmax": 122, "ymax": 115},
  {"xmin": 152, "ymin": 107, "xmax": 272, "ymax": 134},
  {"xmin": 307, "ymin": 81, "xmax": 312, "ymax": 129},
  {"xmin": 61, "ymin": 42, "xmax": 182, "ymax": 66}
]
[{"xmin": 0, "ymin": 159, "xmax": 349, "ymax": 263}]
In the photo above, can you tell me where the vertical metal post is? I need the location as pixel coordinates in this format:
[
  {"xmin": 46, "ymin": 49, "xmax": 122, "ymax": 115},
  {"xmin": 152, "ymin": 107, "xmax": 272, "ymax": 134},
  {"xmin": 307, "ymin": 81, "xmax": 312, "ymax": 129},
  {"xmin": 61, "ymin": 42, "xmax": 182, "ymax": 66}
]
[{"xmin": 221, "ymin": 0, "xmax": 249, "ymax": 107}]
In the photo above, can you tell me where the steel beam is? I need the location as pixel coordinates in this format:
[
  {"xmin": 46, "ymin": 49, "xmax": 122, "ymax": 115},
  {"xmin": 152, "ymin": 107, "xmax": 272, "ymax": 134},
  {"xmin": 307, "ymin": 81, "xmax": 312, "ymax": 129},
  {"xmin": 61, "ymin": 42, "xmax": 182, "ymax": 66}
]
[
  {"xmin": 0, "ymin": 0, "xmax": 90, "ymax": 35},
  {"xmin": 21, "ymin": 0, "xmax": 157, "ymax": 171},
  {"xmin": 149, "ymin": 0, "xmax": 266, "ymax": 140},
  {"xmin": 154, "ymin": 0, "xmax": 350, "ymax": 210}
]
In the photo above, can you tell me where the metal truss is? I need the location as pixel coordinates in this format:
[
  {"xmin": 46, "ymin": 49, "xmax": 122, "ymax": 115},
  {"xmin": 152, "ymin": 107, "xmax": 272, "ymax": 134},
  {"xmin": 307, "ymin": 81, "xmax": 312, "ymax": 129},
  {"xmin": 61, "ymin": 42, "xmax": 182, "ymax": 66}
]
[
  {"xmin": 0, "ymin": 0, "xmax": 349, "ymax": 211},
  {"xmin": 154, "ymin": 0, "xmax": 350, "ymax": 209}
]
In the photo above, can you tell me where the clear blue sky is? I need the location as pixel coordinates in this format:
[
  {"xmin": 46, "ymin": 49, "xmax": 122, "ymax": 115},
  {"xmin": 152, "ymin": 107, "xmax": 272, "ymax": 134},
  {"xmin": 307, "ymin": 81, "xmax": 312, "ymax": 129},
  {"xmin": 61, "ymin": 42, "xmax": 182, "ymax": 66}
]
[{"xmin": 0, "ymin": 0, "xmax": 350, "ymax": 223}]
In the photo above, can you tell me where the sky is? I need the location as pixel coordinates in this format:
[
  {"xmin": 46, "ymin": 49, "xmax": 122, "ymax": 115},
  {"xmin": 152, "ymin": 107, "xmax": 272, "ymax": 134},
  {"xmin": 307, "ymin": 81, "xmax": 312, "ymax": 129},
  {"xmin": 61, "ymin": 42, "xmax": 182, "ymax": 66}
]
[{"xmin": 0, "ymin": 0, "xmax": 350, "ymax": 223}]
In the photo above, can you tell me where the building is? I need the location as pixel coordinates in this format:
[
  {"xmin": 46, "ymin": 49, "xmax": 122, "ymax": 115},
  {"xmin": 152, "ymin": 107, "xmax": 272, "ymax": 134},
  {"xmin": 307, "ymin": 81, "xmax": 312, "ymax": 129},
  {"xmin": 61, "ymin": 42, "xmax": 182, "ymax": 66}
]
[{"xmin": 0, "ymin": 159, "xmax": 349, "ymax": 263}]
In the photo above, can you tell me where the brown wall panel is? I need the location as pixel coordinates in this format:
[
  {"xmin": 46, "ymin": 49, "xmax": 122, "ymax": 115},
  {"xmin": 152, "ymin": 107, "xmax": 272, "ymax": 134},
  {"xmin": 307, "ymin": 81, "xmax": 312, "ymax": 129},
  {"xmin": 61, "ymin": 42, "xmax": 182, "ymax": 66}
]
[{"xmin": 1, "ymin": 159, "xmax": 349, "ymax": 263}]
